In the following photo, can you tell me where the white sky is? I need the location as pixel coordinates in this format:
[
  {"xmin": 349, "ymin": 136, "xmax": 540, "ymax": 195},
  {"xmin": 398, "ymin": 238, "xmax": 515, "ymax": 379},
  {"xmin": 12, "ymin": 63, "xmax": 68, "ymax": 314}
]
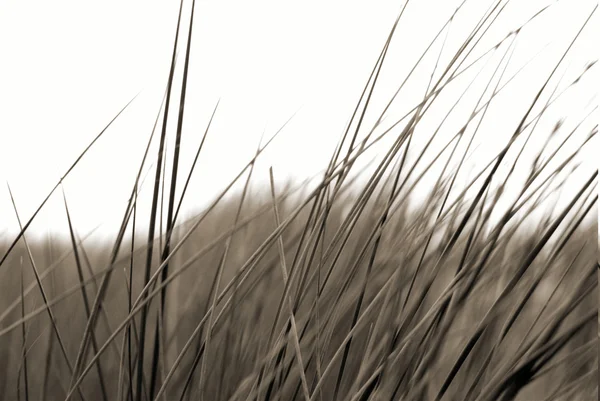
[{"xmin": 0, "ymin": 0, "xmax": 597, "ymax": 239}]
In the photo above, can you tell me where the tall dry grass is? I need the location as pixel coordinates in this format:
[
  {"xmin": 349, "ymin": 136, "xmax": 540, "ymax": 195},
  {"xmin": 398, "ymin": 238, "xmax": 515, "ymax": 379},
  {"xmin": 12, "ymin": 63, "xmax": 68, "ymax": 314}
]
[{"xmin": 0, "ymin": 1, "xmax": 597, "ymax": 400}]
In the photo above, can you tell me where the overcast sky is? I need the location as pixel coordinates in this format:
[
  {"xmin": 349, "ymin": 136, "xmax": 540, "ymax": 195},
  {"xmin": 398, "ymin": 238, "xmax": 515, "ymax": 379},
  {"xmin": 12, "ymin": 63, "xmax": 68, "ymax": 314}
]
[{"xmin": 0, "ymin": 0, "xmax": 596, "ymax": 239}]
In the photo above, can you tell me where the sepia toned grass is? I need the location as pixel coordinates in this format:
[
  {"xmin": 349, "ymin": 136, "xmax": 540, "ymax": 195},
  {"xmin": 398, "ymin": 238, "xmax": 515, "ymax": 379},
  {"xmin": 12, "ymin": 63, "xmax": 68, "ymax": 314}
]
[{"xmin": 0, "ymin": 1, "xmax": 597, "ymax": 401}]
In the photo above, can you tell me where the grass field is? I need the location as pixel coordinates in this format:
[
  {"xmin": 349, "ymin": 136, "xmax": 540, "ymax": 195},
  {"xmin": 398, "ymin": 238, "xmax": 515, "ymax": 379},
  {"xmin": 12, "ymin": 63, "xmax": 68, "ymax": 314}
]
[{"xmin": 0, "ymin": 1, "xmax": 597, "ymax": 400}]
